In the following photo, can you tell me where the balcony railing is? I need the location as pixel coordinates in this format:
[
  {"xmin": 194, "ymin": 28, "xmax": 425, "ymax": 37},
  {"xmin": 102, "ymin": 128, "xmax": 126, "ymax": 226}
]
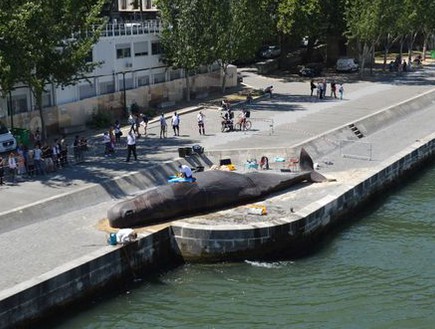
[{"xmin": 99, "ymin": 20, "xmax": 162, "ymax": 37}]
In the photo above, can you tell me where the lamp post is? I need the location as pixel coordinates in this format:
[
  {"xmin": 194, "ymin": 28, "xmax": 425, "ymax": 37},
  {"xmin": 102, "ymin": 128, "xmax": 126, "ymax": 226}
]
[
  {"xmin": 121, "ymin": 71, "xmax": 127, "ymax": 117},
  {"xmin": 8, "ymin": 91, "xmax": 13, "ymax": 130}
]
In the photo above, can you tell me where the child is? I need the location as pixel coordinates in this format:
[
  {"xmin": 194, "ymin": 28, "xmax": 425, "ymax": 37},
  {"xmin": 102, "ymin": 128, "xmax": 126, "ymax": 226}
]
[{"xmin": 338, "ymin": 84, "xmax": 344, "ymax": 100}]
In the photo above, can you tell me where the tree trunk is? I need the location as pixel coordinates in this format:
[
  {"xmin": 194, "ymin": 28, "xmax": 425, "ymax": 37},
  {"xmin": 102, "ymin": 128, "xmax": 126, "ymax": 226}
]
[
  {"xmin": 34, "ymin": 89, "xmax": 47, "ymax": 142},
  {"xmin": 185, "ymin": 72, "xmax": 191, "ymax": 102},
  {"xmin": 221, "ymin": 62, "xmax": 228, "ymax": 94},
  {"xmin": 422, "ymin": 38, "xmax": 427, "ymax": 61}
]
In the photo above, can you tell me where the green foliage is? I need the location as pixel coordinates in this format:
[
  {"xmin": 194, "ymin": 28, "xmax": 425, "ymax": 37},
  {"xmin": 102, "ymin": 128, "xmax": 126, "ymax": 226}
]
[
  {"xmin": 0, "ymin": 0, "xmax": 107, "ymax": 139},
  {"xmin": 88, "ymin": 109, "xmax": 113, "ymax": 129},
  {"xmin": 157, "ymin": 0, "xmax": 273, "ymax": 93}
]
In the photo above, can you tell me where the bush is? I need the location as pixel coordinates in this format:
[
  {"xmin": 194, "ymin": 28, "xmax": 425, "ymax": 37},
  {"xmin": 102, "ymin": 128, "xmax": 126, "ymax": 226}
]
[{"xmin": 87, "ymin": 110, "xmax": 113, "ymax": 129}]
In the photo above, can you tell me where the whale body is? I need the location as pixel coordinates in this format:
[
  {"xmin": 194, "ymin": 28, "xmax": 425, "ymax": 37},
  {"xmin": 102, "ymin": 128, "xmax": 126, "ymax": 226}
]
[{"xmin": 108, "ymin": 148, "xmax": 326, "ymax": 228}]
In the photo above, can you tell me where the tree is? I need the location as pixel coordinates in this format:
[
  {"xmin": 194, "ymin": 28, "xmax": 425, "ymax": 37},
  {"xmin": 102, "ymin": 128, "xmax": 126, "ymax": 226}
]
[
  {"xmin": 276, "ymin": 0, "xmax": 347, "ymax": 64},
  {"xmin": 157, "ymin": 0, "xmax": 212, "ymax": 101},
  {"xmin": 210, "ymin": 0, "xmax": 272, "ymax": 92},
  {"xmin": 0, "ymin": 0, "xmax": 107, "ymax": 140},
  {"xmin": 157, "ymin": 0, "xmax": 273, "ymax": 96},
  {"xmin": 345, "ymin": 0, "xmax": 383, "ymax": 75}
]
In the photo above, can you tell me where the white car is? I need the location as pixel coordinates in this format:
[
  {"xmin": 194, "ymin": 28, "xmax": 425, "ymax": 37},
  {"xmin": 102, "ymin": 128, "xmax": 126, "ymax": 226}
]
[
  {"xmin": 260, "ymin": 46, "xmax": 281, "ymax": 59},
  {"xmin": 0, "ymin": 121, "xmax": 17, "ymax": 153},
  {"xmin": 336, "ymin": 57, "xmax": 359, "ymax": 72}
]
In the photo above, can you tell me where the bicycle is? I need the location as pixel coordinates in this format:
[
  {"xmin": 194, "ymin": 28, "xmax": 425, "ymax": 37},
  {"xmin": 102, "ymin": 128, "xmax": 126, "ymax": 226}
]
[{"xmin": 235, "ymin": 113, "xmax": 252, "ymax": 131}]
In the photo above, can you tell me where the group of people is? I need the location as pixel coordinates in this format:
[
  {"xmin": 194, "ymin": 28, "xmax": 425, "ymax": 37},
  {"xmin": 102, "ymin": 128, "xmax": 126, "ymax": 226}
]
[
  {"xmin": 158, "ymin": 110, "xmax": 205, "ymax": 138},
  {"xmin": 310, "ymin": 79, "xmax": 344, "ymax": 100},
  {"xmin": 0, "ymin": 134, "xmax": 77, "ymax": 185}
]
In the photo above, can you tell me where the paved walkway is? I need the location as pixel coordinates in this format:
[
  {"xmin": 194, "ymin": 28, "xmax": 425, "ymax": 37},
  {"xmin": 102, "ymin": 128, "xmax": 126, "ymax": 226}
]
[{"xmin": 0, "ymin": 64, "xmax": 435, "ymax": 291}]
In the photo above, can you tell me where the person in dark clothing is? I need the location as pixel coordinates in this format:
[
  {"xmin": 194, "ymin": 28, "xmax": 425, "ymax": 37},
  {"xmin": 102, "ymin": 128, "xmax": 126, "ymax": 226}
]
[{"xmin": 126, "ymin": 128, "xmax": 137, "ymax": 162}]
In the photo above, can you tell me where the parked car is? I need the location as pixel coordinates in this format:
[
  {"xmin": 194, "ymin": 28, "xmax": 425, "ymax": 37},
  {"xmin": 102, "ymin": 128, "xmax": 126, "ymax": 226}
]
[
  {"xmin": 0, "ymin": 121, "xmax": 17, "ymax": 154},
  {"xmin": 260, "ymin": 45, "xmax": 281, "ymax": 59},
  {"xmin": 336, "ymin": 57, "xmax": 359, "ymax": 72},
  {"xmin": 298, "ymin": 63, "xmax": 323, "ymax": 77}
]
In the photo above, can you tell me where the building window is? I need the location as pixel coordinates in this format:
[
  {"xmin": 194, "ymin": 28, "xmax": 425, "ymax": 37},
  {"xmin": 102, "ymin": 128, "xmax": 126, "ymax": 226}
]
[
  {"xmin": 134, "ymin": 41, "xmax": 148, "ymax": 57},
  {"xmin": 118, "ymin": 77, "xmax": 134, "ymax": 90},
  {"xmin": 153, "ymin": 72, "xmax": 166, "ymax": 84},
  {"xmin": 116, "ymin": 44, "xmax": 131, "ymax": 59},
  {"xmin": 151, "ymin": 41, "xmax": 162, "ymax": 55},
  {"xmin": 42, "ymin": 92, "xmax": 52, "ymax": 108},
  {"xmin": 10, "ymin": 95, "xmax": 28, "ymax": 114},
  {"xmin": 120, "ymin": 0, "xmax": 127, "ymax": 10},
  {"xmin": 79, "ymin": 83, "xmax": 96, "ymax": 100},
  {"xmin": 99, "ymin": 81, "xmax": 115, "ymax": 95},
  {"xmin": 170, "ymin": 69, "xmax": 181, "ymax": 81},
  {"xmin": 138, "ymin": 75, "xmax": 150, "ymax": 86}
]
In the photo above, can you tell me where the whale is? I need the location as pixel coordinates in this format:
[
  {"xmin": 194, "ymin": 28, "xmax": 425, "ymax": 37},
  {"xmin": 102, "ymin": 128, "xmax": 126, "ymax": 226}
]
[{"xmin": 108, "ymin": 148, "xmax": 327, "ymax": 228}]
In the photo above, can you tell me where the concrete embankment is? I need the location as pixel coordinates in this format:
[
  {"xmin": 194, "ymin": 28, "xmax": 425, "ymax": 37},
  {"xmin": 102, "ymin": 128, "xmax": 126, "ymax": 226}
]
[
  {"xmin": 1, "ymin": 87, "xmax": 435, "ymax": 328},
  {"xmin": 172, "ymin": 133, "xmax": 435, "ymax": 261},
  {"xmin": 0, "ymin": 227, "xmax": 181, "ymax": 329}
]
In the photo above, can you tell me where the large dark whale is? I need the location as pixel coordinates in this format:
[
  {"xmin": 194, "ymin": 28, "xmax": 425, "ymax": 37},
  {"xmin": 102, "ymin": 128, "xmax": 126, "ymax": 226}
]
[{"xmin": 108, "ymin": 148, "xmax": 327, "ymax": 228}]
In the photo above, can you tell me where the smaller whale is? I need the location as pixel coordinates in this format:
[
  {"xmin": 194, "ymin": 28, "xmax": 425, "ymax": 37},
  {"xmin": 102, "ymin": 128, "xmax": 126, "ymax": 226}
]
[{"xmin": 108, "ymin": 148, "xmax": 327, "ymax": 228}]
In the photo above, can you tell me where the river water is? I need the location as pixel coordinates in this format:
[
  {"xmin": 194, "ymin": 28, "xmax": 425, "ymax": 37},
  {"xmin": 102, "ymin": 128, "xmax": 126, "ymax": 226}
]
[{"xmin": 50, "ymin": 167, "xmax": 435, "ymax": 329}]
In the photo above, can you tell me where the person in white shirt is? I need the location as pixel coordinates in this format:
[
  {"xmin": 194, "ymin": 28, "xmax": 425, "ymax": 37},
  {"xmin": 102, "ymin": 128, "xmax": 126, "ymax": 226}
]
[
  {"xmin": 197, "ymin": 111, "xmax": 205, "ymax": 135},
  {"xmin": 178, "ymin": 164, "xmax": 193, "ymax": 179},
  {"xmin": 159, "ymin": 113, "xmax": 167, "ymax": 138},
  {"xmin": 116, "ymin": 228, "xmax": 137, "ymax": 244},
  {"xmin": 8, "ymin": 152, "xmax": 17, "ymax": 184},
  {"xmin": 126, "ymin": 128, "xmax": 137, "ymax": 162},
  {"xmin": 33, "ymin": 145, "xmax": 45, "ymax": 175},
  {"xmin": 171, "ymin": 112, "xmax": 180, "ymax": 136}
]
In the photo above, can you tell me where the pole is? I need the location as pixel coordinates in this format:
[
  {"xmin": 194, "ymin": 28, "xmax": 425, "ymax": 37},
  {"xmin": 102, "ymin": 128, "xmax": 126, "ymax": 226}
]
[
  {"xmin": 122, "ymin": 71, "xmax": 127, "ymax": 117},
  {"xmin": 8, "ymin": 91, "xmax": 13, "ymax": 130}
]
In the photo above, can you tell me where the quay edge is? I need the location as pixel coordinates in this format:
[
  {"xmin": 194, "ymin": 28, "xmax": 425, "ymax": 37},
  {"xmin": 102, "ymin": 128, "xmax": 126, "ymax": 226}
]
[{"xmin": 172, "ymin": 133, "xmax": 435, "ymax": 262}]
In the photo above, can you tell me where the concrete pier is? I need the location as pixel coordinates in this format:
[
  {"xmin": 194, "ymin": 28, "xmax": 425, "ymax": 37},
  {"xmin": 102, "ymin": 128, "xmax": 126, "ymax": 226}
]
[{"xmin": 1, "ymin": 65, "xmax": 435, "ymax": 328}]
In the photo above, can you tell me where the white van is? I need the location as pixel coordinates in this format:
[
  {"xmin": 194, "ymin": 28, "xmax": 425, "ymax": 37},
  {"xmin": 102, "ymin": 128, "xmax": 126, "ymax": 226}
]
[
  {"xmin": 336, "ymin": 57, "xmax": 359, "ymax": 72},
  {"xmin": 0, "ymin": 121, "xmax": 17, "ymax": 153}
]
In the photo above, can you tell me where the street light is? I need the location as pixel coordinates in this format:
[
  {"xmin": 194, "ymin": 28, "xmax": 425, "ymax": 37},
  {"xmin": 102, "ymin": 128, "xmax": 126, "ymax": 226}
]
[
  {"xmin": 8, "ymin": 91, "xmax": 13, "ymax": 130},
  {"xmin": 122, "ymin": 71, "xmax": 127, "ymax": 117}
]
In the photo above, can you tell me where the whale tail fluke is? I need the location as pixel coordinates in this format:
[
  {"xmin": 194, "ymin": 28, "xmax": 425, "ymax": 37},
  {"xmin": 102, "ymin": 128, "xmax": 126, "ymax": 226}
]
[
  {"xmin": 299, "ymin": 148, "xmax": 328, "ymax": 182},
  {"xmin": 299, "ymin": 148, "xmax": 314, "ymax": 172}
]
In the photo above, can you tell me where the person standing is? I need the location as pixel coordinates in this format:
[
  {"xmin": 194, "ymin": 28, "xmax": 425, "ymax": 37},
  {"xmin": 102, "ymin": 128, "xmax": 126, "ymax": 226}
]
[
  {"xmin": 338, "ymin": 84, "xmax": 344, "ymax": 100},
  {"xmin": 317, "ymin": 82, "xmax": 323, "ymax": 99},
  {"xmin": 114, "ymin": 120, "xmax": 122, "ymax": 144},
  {"xmin": 159, "ymin": 113, "xmax": 167, "ymax": 138},
  {"xmin": 103, "ymin": 132, "xmax": 113, "ymax": 157},
  {"xmin": 322, "ymin": 79, "xmax": 327, "ymax": 98},
  {"xmin": 197, "ymin": 111, "xmax": 205, "ymax": 135},
  {"xmin": 310, "ymin": 79, "xmax": 316, "ymax": 96},
  {"xmin": 171, "ymin": 112, "xmax": 180, "ymax": 136},
  {"xmin": 126, "ymin": 128, "xmax": 137, "ymax": 162},
  {"xmin": 8, "ymin": 152, "xmax": 17, "ymax": 184},
  {"xmin": 330, "ymin": 81, "xmax": 337, "ymax": 98},
  {"xmin": 73, "ymin": 135, "xmax": 81, "ymax": 163},
  {"xmin": 0, "ymin": 156, "xmax": 4, "ymax": 185},
  {"xmin": 141, "ymin": 113, "xmax": 149, "ymax": 135},
  {"xmin": 33, "ymin": 144, "xmax": 45, "ymax": 175}
]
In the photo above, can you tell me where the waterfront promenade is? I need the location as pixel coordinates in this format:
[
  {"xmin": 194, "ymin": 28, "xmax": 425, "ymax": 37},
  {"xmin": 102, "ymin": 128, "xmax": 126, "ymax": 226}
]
[{"xmin": 0, "ymin": 64, "xmax": 435, "ymax": 301}]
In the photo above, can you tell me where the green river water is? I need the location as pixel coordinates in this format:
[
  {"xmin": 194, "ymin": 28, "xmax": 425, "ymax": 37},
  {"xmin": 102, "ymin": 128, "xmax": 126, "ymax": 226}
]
[{"xmin": 50, "ymin": 167, "xmax": 435, "ymax": 329}]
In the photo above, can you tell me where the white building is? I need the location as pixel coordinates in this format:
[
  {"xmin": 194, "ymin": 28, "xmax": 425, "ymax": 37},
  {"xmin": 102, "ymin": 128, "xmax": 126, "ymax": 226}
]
[{"xmin": 0, "ymin": 2, "xmax": 236, "ymax": 135}]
